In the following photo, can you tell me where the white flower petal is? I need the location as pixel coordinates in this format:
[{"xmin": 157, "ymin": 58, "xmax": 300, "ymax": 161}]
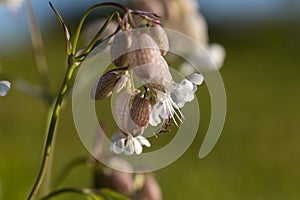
[
  {"xmin": 160, "ymin": 100, "xmax": 171, "ymax": 119},
  {"xmin": 169, "ymin": 79, "xmax": 197, "ymax": 108},
  {"xmin": 185, "ymin": 92, "xmax": 195, "ymax": 102},
  {"xmin": 149, "ymin": 103, "xmax": 162, "ymax": 126},
  {"xmin": 132, "ymin": 138, "xmax": 143, "ymax": 155},
  {"xmin": 110, "ymin": 132, "xmax": 126, "ymax": 154},
  {"xmin": 180, "ymin": 79, "xmax": 194, "ymax": 91},
  {"xmin": 187, "ymin": 73, "xmax": 204, "ymax": 85},
  {"xmin": 0, "ymin": 81, "xmax": 11, "ymax": 97},
  {"xmin": 124, "ymin": 139, "xmax": 135, "ymax": 155},
  {"xmin": 136, "ymin": 136, "xmax": 151, "ymax": 147},
  {"xmin": 114, "ymin": 139, "xmax": 125, "ymax": 154}
]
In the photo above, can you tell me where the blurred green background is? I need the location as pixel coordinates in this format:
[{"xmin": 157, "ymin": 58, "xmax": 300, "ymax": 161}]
[{"xmin": 1, "ymin": 0, "xmax": 300, "ymax": 199}]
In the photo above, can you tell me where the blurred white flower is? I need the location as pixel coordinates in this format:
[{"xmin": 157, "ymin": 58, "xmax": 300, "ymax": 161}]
[
  {"xmin": 110, "ymin": 131, "xmax": 150, "ymax": 155},
  {"xmin": 178, "ymin": 44, "xmax": 226, "ymax": 76},
  {"xmin": 0, "ymin": 0, "xmax": 22, "ymax": 6},
  {"xmin": 0, "ymin": 0, "xmax": 23, "ymax": 10},
  {"xmin": 206, "ymin": 43, "xmax": 226, "ymax": 68},
  {"xmin": 0, "ymin": 80, "xmax": 11, "ymax": 97}
]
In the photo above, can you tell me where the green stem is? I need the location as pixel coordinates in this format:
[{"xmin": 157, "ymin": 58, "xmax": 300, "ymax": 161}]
[
  {"xmin": 71, "ymin": 2, "xmax": 129, "ymax": 54},
  {"xmin": 40, "ymin": 187, "xmax": 100, "ymax": 200},
  {"xmin": 81, "ymin": 12, "xmax": 117, "ymax": 56},
  {"xmin": 27, "ymin": 61, "xmax": 78, "ymax": 200}
]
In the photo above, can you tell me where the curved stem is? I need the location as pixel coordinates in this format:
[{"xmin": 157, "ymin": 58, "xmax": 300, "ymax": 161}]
[
  {"xmin": 81, "ymin": 12, "xmax": 117, "ymax": 56},
  {"xmin": 27, "ymin": 61, "xmax": 78, "ymax": 200},
  {"xmin": 71, "ymin": 2, "xmax": 129, "ymax": 55},
  {"xmin": 40, "ymin": 187, "xmax": 100, "ymax": 200}
]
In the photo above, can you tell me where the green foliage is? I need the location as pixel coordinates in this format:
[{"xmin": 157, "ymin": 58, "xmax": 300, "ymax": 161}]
[{"xmin": 87, "ymin": 194, "xmax": 105, "ymax": 200}]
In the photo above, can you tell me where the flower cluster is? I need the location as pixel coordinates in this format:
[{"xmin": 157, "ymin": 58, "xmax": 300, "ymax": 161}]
[{"xmin": 92, "ymin": 22, "xmax": 203, "ymax": 155}]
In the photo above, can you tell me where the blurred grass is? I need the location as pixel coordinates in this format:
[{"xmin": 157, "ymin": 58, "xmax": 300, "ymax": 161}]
[{"xmin": 1, "ymin": 21, "xmax": 300, "ymax": 200}]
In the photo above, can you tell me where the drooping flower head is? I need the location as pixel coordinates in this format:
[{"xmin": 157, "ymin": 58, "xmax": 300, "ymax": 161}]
[{"xmin": 91, "ymin": 13, "xmax": 204, "ymax": 155}]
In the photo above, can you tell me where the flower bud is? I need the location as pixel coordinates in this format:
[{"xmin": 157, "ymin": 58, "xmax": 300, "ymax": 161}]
[
  {"xmin": 91, "ymin": 72, "xmax": 120, "ymax": 100},
  {"xmin": 110, "ymin": 31, "xmax": 132, "ymax": 67},
  {"xmin": 130, "ymin": 97, "xmax": 151, "ymax": 127}
]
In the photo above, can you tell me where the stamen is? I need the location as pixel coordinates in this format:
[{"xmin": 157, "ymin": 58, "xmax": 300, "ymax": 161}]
[
  {"xmin": 176, "ymin": 107, "xmax": 186, "ymax": 120},
  {"xmin": 165, "ymin": 100, "xmax": 179, "ymax": 126},
  {"xmin": 167, "ymin": 99, "xmax": 183, "ymax": 124}
]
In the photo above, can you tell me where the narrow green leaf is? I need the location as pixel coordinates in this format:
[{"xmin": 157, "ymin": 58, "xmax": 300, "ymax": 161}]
[{"xmin": 49, "ymin": 1, "xmax": 72, "ymax": 55}]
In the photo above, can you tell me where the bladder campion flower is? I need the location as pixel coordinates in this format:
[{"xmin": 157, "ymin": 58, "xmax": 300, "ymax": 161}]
[{"xmin": 91, "ymin": 12, "xmax": 204, "ymax": 155}]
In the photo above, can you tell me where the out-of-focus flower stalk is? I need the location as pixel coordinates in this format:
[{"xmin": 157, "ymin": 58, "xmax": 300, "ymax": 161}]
[{"xmin": 25, "ymin": 0, "xmax": 51, "ymax": 102}]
